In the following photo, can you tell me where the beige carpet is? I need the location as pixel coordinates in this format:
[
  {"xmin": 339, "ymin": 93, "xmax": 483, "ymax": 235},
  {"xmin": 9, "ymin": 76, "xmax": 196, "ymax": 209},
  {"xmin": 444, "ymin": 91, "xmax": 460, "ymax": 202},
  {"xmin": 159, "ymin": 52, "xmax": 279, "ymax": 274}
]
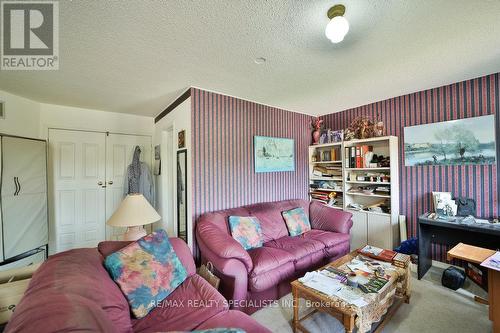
[{"xmin": 251, "ymin": 266, "xmax": 491, "ymax": 332}]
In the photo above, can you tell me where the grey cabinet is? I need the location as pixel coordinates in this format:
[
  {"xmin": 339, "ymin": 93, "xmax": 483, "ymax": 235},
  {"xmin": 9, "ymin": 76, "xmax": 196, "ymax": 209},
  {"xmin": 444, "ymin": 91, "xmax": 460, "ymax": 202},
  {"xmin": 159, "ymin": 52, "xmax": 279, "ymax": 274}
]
[{"xmin": 0, "ymin": 136, "xmax": 48, "ymax": 262}]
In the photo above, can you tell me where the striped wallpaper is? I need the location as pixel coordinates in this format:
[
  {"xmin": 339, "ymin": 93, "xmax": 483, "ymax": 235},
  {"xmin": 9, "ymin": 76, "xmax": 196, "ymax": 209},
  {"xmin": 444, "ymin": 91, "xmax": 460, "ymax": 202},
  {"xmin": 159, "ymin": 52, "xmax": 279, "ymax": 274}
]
[
  {"xmin": 190, "ymin": 73, "xmax": 499, "ymax": 262},
  {"xmin": 191, "ymin": 88, "xmax": 311, "ymax": 234},
  {"xmin": 321, "ymin": 73, "xmax": 500, "ymax": 261}
]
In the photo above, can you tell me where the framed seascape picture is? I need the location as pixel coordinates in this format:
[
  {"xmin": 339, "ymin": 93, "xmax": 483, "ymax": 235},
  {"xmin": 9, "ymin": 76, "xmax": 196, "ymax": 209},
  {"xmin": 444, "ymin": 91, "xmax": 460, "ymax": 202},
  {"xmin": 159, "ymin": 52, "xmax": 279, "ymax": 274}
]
[
  {"xmin": 254, "ymin": 136, "xmax": 295, "ymax": 173},
  {"xmin": 404, "ymin": 115, "xmax": 496, "ymax": 166}
]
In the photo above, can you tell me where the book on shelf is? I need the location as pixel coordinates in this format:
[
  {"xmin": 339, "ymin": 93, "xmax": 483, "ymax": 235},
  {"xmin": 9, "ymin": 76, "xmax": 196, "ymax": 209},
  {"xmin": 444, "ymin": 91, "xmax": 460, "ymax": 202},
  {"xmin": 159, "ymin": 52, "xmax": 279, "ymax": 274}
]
[
  {"xmin": 350, "ymin": 147, "xmax": 355, "ymax": 168},
  {"xmin": 344, "ymin": 147, "xmax": 350, "ymax": 167},
  {"xmin": 355, "ymin": 147, "xmax": 362, "ymax": 168},
  {"xmin": 360, "ymin": 145, "xmax": 370, "ymax": 167}
]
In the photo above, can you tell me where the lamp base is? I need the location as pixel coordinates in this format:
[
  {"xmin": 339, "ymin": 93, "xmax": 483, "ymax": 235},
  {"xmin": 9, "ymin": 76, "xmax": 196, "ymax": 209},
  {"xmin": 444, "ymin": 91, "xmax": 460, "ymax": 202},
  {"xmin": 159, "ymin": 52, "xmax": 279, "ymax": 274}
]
[{"xmin": 123, "ymin": 226, "xmax": 147, "ymax": 241}]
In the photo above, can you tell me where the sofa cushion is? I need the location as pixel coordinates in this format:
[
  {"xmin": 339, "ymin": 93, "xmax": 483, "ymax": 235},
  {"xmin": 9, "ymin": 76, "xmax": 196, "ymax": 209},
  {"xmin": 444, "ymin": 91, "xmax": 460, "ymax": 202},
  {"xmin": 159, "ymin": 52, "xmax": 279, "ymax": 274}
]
[
  {"xmin": 5, "ymin": 294, "xmax": 120, "ymax": 333},
  {"xmin": 132, "ymin": 274, "xmax": 228, "ymax": 333},
  {"xmin": 282, "ymin": 207, "xmax": 311, "ymax": 236},
  {"xmin": 263, "ymin": 236, "xmax": 325, "ymax": 261},
  {"xmin": 301, "ymin": 230, "xmax": 350, "ymax": 248},
  {"xmin": 248, "ymin": 246, "xmax": 295, "ymax": 277},
  {"xmin": 248, "ymin": 261, "xmax": 295, "ymax": 292},
  {"xmin": 247, "ymin": 202, "xmax": 290, "ymax": 242},
  {"xmin": 104, "ymin": 230, "xmax": 188, "ymax": 319},
  {"xmin": 228, "ymin": 216, "xmax": 264, "ymax": 250},
  {"xmin": 194, "ymin": 310, "xmax": 272, "ymax": 333}
]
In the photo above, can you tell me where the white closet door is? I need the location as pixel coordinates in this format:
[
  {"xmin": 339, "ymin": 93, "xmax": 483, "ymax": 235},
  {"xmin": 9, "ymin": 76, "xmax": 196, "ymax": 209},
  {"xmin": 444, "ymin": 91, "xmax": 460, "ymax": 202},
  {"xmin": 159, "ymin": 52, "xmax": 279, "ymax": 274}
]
[
  {"xmin": 1, "ymin": 137, "xmax": 48, "ymax": 259},
  {"xmin": 105, "ymin": 134, "xmax": 152, "ymax": 240},
  {"xmin": 49, "ymin": 130, "xmax": 106, "ymax": 253}
]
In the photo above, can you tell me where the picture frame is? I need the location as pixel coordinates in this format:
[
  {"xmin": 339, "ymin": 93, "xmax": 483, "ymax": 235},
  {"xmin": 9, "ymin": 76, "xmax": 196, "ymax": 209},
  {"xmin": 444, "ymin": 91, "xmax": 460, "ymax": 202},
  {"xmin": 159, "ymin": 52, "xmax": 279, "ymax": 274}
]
[
  {"xmin": 404, "ymin": 115, "xmax": 496, "ymax": 166},
  {"xmin": 178, "ymin": 130, "xmax": 186, "ymax": 149},
  {"xmin": 254, "ymin": 136, "xmax": 295, "ymax": 173},
  {"xmin": 177, "ymin": 149, "xmax": 188, "ymax": 243}
]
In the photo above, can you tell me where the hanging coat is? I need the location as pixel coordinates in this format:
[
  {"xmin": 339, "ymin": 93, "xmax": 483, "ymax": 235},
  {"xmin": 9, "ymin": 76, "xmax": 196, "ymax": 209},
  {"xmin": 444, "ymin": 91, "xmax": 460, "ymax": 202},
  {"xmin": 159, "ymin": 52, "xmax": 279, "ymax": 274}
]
[{"xmin": 124, "ymin": 146, "xmax": 155, "ymax": 206}]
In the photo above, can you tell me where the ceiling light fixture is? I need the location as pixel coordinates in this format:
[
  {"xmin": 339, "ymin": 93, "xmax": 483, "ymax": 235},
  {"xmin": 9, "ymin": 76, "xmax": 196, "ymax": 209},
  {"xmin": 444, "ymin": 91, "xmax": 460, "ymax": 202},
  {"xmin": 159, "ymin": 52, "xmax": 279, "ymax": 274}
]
[{"xmin": 325, "ymin": 4, "xmax": 349, "ymax": 43}]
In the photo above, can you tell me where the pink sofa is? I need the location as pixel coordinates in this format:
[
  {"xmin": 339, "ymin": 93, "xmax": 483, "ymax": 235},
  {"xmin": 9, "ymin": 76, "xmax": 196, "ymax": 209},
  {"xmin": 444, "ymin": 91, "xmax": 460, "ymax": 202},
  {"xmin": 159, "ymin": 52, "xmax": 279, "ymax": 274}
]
[
  {"xmin": 196, "ymin": 199, "xmax": 353, "ymax": 314},
  {"xmin": 5, "ymin": 238, "xmax": 270, "ymax": 333}
]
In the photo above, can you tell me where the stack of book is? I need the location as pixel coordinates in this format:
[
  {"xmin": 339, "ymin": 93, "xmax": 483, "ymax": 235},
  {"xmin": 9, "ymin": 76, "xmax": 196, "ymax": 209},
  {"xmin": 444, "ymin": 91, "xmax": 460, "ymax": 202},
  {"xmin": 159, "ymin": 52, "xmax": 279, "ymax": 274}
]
[
  {"xmin": 358, "ymin": 245, "xmax": 397, "ymax": 262},
  {"xmin": 312, "ymin": 166, "xmax": 341, "ymax": 178},
  {"xmin": 310, "ymin": 191, "xmax": 330, "ymax": 202},
  {"xmin": 392, "ymin": 253, "xmax": 411, "ymax": 269}
]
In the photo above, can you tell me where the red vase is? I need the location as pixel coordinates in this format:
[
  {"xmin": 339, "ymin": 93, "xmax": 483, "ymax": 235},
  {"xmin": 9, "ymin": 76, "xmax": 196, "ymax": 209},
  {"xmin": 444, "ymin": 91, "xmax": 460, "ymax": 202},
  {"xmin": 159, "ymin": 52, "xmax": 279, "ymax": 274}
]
[{"xmin": 312, "ymin": 130, "xmax": 320, "ymax": 145}]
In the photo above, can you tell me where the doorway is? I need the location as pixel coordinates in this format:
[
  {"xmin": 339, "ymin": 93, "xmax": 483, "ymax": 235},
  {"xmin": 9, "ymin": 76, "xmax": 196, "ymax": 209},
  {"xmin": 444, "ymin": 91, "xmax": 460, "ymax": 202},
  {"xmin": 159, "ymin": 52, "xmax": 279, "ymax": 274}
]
[{"xmin": 48, "ymin": 129, "xmax": 152, "ymax": 253}]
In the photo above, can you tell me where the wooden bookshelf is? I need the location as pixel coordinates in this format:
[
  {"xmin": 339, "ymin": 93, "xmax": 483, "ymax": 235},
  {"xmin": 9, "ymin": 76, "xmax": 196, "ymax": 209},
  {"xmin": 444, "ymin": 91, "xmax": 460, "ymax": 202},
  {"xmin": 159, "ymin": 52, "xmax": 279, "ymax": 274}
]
[{"xmin": 308, "ymin": 136, "xmax": 400, "ymax": 251}]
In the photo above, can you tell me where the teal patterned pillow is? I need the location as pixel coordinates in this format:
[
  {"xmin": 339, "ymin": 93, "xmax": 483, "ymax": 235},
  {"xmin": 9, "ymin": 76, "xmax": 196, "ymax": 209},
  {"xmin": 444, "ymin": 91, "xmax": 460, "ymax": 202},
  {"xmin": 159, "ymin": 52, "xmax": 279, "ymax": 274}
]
[
  {"xmin": 104, "ymin": 229, "xmax": 187, "ymax": 319},
  {"xmin": 282, "ymin": 207, "xmax": 311, "ymax": 236},
  {"xmin": 228, "ymin": 216, "xmax": 263, "ymax": 250}
]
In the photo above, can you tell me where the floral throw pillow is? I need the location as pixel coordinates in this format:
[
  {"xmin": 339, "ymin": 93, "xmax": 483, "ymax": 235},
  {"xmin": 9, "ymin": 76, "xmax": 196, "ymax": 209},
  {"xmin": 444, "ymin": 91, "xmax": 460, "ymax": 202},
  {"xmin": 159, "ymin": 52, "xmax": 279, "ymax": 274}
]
[
  {"xmin": 228, "ymin": 216, "xmax": 263, "ymax": 250},
  {"xmin": 104, "ymin": 229, "xmax": 187, "ymax": 319},
  {"xmin": 282, "ymin": 207, "xmax": 311, "ymax": 236}
]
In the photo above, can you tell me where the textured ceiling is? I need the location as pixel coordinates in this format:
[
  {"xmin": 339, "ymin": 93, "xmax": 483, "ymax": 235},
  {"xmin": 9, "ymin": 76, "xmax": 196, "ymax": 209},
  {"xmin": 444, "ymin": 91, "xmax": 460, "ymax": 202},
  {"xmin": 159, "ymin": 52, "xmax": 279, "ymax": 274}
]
[{"xmin": 1, "ymin": 1, "xmax": 500, "ymax": 117}]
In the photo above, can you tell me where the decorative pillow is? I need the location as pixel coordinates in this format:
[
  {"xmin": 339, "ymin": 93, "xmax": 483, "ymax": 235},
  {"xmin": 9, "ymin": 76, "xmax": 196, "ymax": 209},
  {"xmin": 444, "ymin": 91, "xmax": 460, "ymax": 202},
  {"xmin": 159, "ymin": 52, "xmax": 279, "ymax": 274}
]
[
  {"xmin": 228, "ymin": 216, "xmax": 263, "ymax": 250},
  {"xmin": 282, "ymin": 207, "xmax": 311, "ymax": 236},
  {"xmin": 104, "ymin": 229, "xmax": 188, "ymax": 319}
]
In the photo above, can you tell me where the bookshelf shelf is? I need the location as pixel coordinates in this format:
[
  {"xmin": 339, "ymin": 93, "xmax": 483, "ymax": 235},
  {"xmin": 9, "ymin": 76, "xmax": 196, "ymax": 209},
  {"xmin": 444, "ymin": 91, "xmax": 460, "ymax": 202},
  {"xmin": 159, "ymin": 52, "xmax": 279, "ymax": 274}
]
[
  {"xmin": 313, "ymin": 188, "xmax": 343, "ymax": 193},
  {"xmin": 345, "ymin": 167, "xmax": 390, "ymax": 171},
  {"xmin": 311, "ymin": 142, "xmax": 342, "ymax": 148},
  {"xmin": 346, "ymin": 181, "xmax": 391, "ymax": 185},
  {"xmin": 310, "ymin": 177, "xmax": 343, "ymax": 181},
  {"xmin": 313, "ymin": 160, "xmax": 342, "ymax": 164},
  {"xmin": 345, "ymin": 192, "xmax": 391, "ymax": 199}
]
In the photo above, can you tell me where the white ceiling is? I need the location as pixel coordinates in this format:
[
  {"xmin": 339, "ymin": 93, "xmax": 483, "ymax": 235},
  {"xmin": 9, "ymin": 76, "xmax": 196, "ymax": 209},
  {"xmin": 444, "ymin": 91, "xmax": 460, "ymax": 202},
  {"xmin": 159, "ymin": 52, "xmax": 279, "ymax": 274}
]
[{"xmin": 1, "ymin": 1, "xmax": 500, "ymax": 117}]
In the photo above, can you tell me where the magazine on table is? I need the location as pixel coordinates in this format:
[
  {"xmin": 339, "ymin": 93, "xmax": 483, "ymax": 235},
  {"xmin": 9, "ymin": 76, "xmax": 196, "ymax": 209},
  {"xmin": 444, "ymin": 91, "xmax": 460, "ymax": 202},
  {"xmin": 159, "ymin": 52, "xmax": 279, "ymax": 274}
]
[{"xmin": 481, "ymin": 252, "xmax": 500, "ymax": 272}]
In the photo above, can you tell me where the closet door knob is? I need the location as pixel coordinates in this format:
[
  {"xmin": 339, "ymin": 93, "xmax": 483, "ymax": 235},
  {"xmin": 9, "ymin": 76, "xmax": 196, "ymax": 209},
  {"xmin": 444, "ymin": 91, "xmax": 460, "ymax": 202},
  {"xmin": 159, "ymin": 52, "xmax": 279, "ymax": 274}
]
[
  {"xmin": 108, "ymin": 181, "xmax": 113, "ymax": 185},
  {"xmin": 97, "ymin": 181, "xmax": 103, "ymax": 186}
]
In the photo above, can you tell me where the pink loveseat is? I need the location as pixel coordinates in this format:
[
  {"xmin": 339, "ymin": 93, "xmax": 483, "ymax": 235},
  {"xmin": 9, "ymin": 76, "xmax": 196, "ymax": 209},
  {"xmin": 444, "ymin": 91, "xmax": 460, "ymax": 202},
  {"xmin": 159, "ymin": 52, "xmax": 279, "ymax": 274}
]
[
  {"xmin": 5, "ymin": 238, "xmax": 270, "ymax": 333},
  {"xmin": 196, "ymin": 199, "xmax": 353, "ymax": 314}
]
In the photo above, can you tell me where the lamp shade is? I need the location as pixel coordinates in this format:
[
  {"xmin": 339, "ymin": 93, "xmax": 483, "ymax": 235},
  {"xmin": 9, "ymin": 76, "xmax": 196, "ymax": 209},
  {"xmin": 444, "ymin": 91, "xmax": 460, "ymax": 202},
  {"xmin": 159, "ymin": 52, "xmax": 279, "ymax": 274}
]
[{"xmin": 107, "ymin": 194, "xmax": 161, "ymax": 227}]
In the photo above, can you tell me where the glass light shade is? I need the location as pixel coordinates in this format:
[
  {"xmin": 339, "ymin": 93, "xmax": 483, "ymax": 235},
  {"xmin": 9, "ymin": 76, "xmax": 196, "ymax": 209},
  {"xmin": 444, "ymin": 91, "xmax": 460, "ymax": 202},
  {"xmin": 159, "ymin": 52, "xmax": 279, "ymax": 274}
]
[
  {"xmin": 325, "ymin": 16, "xmax": 349, "ymax": 43},
  {"xmin": 107, "ymin": 194, "xmax": 161, "ymax": 227}
]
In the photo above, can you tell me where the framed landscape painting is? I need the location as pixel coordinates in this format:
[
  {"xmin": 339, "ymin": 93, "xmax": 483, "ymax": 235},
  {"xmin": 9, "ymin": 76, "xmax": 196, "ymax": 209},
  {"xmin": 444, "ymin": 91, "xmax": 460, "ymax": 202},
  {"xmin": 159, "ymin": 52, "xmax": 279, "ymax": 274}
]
[
  {"xmin": 254, "ymin": 136, "xmax": 295, "ymax": 172},
  {"xmin": 404, "ymin": 115, "xmax": 496, "ymax": 166}
]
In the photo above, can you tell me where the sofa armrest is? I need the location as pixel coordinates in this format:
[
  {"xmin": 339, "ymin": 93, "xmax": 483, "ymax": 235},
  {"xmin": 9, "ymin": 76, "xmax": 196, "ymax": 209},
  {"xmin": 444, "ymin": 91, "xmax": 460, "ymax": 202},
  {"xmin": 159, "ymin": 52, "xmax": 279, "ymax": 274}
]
[
  {"xmin": 309, "ymin": 201, "xmax": 353, "ymax": 234},
  {"xmin": 196, "ymin": 219, "xmax": 253, "ymax": 272},
  {"xmin": 196, "ymin": 235, "xmax": 249, "ymax": 306}
]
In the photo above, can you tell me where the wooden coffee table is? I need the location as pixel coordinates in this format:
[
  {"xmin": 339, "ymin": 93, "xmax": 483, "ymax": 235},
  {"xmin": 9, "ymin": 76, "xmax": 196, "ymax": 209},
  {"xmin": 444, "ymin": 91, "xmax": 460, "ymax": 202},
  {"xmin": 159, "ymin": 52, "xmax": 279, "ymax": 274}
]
[{"xmin": 291, "ymin": 250, "xmax": 410, "ymax": 333}]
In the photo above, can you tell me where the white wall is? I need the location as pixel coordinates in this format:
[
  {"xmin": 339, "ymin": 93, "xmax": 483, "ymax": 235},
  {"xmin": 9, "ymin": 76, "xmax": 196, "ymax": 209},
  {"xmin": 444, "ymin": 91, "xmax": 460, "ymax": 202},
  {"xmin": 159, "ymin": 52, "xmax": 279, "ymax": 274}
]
[
  {"xmin": 0, "ymin": 90, "xmax": 41, "ymax": 138},
  {"xmin": 40, "ymin": 103, "xmax": 154, "ymax": 138},
  {"xmin": 153, "ymin": 96, "xmax": 192, "ymax": 250},
  {"xmin": 0, "ymin": 90, "xmax": 155, "ymax": 139}
]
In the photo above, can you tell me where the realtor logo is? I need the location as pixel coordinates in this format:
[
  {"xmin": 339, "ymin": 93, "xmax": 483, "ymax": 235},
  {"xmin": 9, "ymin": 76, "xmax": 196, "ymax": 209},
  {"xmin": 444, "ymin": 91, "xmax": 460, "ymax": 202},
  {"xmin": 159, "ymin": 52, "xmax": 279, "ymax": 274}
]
[{"xmin": 1, "ymin": 1, "xmax": 59, "ymax": 70}]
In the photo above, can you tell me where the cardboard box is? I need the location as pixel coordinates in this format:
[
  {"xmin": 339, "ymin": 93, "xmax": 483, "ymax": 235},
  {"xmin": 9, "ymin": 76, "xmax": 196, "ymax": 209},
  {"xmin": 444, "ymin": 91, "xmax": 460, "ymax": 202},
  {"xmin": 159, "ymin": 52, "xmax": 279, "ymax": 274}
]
[{"xmin": 0, "ymin": 263, "xmax": 40, "ymax": 324}]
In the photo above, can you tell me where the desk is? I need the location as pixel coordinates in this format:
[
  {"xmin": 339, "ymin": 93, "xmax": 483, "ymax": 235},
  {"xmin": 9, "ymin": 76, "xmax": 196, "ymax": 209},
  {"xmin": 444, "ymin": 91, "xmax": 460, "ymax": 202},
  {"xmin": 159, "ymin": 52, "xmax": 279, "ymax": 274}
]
[
  {"xmin": 447, "ymin": 243, "xmax": 500, "ymax": 333},
  {"xmin": 418, "ymin": 214, "xmax": 500, "ymax": 279}
]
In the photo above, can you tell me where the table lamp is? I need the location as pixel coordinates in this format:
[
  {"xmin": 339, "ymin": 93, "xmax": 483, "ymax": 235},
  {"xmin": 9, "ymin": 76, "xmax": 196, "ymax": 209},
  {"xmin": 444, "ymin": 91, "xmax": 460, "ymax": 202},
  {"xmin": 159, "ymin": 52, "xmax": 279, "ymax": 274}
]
[{"xmin": 106, "ymin": 193, "xmax": 161, "ymax": 241}]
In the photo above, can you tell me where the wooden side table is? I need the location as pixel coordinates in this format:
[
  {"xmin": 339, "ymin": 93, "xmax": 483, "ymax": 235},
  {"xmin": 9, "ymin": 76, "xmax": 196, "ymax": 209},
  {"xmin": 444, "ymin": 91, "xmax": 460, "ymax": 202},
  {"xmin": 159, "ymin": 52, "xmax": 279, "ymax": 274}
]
[{"xmin": 447, "ymin": 243, "xmax": 500, "ymax": 333}]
